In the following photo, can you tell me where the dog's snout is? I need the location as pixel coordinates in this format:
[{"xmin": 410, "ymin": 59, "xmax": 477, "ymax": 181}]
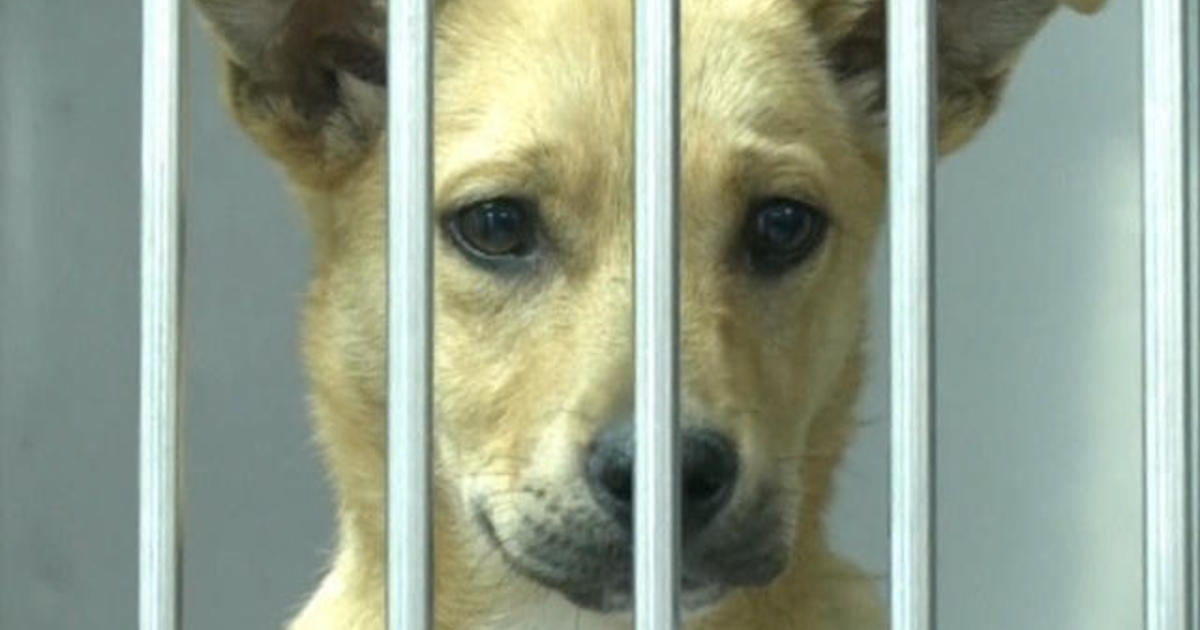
[{"xmin": 586, "ymin": 424, "xmax": 739, "ymax": 535}]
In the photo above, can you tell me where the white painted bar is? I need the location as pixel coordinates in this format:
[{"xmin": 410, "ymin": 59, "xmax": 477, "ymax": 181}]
[
  {"xmin": 138, "ymin": 0, "xmax": 185, "ymax": 628},
  {"xmin": 634, "ymin": 0, "xmax": 682, "ymax": 626},
  {"xmin": 886, "ymin": 0, "xmax": 936, "ymax": 629},
  {"xmin": 387, "ymin": 0, "xmax": 435, "ymax": 628},
  {"xmin": 1142, "ymin": 0, "xmax": 1190, "ymax": 629},
  {"xmin": 1187, "ymin": 0, "xmax": 1200, "ymax": 621}
]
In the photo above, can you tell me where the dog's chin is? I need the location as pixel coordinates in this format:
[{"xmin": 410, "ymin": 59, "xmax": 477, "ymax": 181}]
[
  {"xmin": 473, "ymin": 508, "xmax": 751, "ymax": 615},
  {"xmin": 556, "ymin": 580, "xmax": 729, "ymax": 614}
]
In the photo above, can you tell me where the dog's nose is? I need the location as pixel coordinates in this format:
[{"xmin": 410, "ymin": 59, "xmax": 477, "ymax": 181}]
[{"xmin": 586, "ymin": 423, "xmax": 739, "ymax": 536}]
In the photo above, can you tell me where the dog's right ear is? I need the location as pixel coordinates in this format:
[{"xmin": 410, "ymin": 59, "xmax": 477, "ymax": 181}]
[{"xmin": 195, "ymin": 0, "xmax": 388, "ymax": 186}]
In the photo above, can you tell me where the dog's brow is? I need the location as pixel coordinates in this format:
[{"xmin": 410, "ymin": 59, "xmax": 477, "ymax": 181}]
[
  {"xmin": 732, "ymin": 140, "xmax": 831, "ymax": 206},
  {"xmin": 435, "ymin": 143, "xmax": 560, "ymax": 211}
]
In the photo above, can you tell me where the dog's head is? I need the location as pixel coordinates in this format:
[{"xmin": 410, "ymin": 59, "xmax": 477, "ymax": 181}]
[{"xmin": 198, "ymin": 0, "xmax": 1098, "ymax": 616}]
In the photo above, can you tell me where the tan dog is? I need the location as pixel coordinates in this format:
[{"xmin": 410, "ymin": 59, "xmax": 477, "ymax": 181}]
[{"xmin": 194, "ymin": 0, "xmax": 1103, "ymax": 627}]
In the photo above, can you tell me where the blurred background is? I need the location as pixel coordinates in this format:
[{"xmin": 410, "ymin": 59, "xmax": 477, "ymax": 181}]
[{"xmin": 1, "ymin": 2, "xmax": 1148, "ymax": 628}]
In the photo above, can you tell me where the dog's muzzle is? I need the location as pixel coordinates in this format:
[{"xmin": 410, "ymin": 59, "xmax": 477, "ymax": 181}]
[{"xmin": 474, "ymin": 425, "xmax": 790, "ymax": 612}]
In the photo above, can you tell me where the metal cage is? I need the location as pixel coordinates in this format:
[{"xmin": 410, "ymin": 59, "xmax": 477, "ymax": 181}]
[{"xmin": 135, "ymin": 0, "xmax": 1198, "ymax": 628}]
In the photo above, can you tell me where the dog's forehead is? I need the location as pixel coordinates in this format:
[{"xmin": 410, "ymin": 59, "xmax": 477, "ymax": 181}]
[{"xmin": 432, "ymin": 0, "xmax": 839, "ymax": 161}]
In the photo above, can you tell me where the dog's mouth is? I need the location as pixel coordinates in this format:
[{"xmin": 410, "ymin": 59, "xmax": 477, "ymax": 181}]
[{"xmin": 472, "ymin": 500, "xmax": 787, "ymax": 613}]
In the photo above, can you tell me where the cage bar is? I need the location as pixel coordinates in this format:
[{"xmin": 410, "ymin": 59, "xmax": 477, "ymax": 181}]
[
  {"xmin": 634, "ymin": 0, "xmax": 682, "ymax": 626},
  {"xmin": 1142, "ymin": 0, "xmax": 1190, "ymax": 629},
  {"xmin": 886, "ymin": 0, "xmax": 936, "ymax": 629},
  {"xmin": 386, "ymin": 0, "xmax": 435, "ymax": 628},
  {"xmin": 138, "ymin": 0, "xmax": 185, "ymax": 628},
  {"xmin": 1185, "ymin": 0, "xmax": 1200, "ymax": 620}
]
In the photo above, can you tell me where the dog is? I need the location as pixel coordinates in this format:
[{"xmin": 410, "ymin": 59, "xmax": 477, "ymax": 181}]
[{"xmin": 193, "ymin": 0, "xmax": 1105, "ymax": 627}]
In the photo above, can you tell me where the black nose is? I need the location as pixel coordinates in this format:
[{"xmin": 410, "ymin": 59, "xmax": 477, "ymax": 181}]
[{"xmin": 586, "ymin": 423, "xmax": 739, "ymax": 536}]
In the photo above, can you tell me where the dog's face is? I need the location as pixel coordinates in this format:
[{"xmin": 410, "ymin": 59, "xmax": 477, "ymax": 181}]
[
  {"xmin": 197, "ymin": 0, "xmax": 1094, "ymax": 617},
  {"xmin": 327, "ymin": 0, "xmax": 881, "ymax": 610}
]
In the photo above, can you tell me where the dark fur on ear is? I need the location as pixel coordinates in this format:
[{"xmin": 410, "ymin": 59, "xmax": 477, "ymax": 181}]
[
  {"xmin": 809, "ymin": 0, "xmax": 1105, "ymax": 153},
  {"xmin": 195, "ymin": 0, "xmax": 388, "ymax": 185}
]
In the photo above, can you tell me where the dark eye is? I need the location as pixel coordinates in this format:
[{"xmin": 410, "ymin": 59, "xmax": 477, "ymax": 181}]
[
  {"xmin": 447, "ymin": 198, "xmax": 538, "ymax": 263},
  {"xmin": 745, "ymin": 198, "xmax": 829, "ymax": 276}
]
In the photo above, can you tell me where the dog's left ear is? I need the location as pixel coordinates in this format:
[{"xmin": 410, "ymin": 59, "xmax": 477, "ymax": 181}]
[{"xmin": 810, "ymin": 0, "xmax": 1107, "ymax": 154}]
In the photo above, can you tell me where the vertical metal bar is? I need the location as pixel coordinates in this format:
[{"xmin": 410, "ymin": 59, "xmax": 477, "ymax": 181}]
[
  {"xmin": 887, "ymin": 0, "xmax": 936, "ymax": 629},
  {"xmin": 387, "ymin": 0, "xmax": 434, "ymax": 628},
  {"xmin": 634, "ymin": 0, "xmax": 681, "ymax": 626},
  {"xmin": 139, "ymin": 0, "xmax": 185, "ymax": 628},
  {"xmin": 1142, "ymin": 0, "xmax": 1189, "ymax": 628},
  {"xmin": 1187, "ymin": 0, "xmax": 1200, "ymax": 622}
]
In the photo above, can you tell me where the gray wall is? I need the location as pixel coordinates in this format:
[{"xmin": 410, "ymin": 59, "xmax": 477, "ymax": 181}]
[
  {"xmin": 2, "ymin": 4, "xmax": 327, "ymax": 628},
  {"xmin": 830, "ymin": 5, "xmax": 1144, "ymax": 630},
  {"xmin": 1, "ymin": 2, "xmax": 1142, "ymax": 629}
]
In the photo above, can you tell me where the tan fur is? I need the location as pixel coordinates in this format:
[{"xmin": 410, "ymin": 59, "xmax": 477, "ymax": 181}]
[{"xmin": 194, "ymin": 0, "xmax": 1105, "ymax": 627}]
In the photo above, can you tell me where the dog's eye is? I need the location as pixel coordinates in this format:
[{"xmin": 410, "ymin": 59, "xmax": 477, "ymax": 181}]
[
  {"xmin": 745, "ymin": 198, "xmax": 829, "ymax": 276},
  {"xmin": 447, "ymin": 198, "xmax": 538, "ymax": 263}
]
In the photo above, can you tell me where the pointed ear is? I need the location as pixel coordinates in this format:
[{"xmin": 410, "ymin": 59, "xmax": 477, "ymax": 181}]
[
  {"xmin": 810, "ymin": 0, "xmax": 1107, "ymax": 154},
  {"xmin": 194, "ymin": 0, "xmax": 388, "ymax": 186}
]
